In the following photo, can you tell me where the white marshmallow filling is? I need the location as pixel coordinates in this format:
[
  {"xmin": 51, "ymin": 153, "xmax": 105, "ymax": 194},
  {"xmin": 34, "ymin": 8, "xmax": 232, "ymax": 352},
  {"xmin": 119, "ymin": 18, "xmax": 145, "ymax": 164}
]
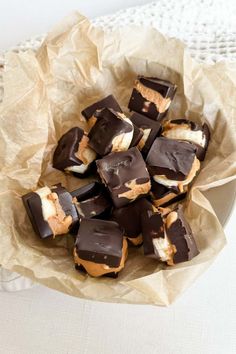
[
  {"xmin": 111, "ymin": 117, "xmax": 134, "ymax": 152},
  {"xmin": 66, "ymin": 164, "xmax": 89, "ymax": 174},
  {"xmin": 35, "ymin": 186, "xmax": 58, "ymax": 221},
  {"xmin": 163, "ymin": 127, "xmax": 206, "ymax": 148},
  {"xmin": 152, "ymin": 212, "xmax": 178, "ymax": 264},
  {"xmin": 152, "ymin": 229, "xmax": 176, "ymax": 264}
]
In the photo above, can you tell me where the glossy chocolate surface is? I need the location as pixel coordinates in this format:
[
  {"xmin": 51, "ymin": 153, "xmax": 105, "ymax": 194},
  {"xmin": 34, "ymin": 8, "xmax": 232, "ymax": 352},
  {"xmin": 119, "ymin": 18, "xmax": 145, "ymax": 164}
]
[
  {"xmin": 81, "ymin": 95, "xmax": 122, "ymax": 120},
  {"xmin": 146, "ymin": 137, "xmax": 197, "ymax": 180},
  {"xmin": 96, "ymin": 147, "xmax": 150, "ymax": 208},
  {"xmin": 71, "ymin": 182, "xmax": 112, "ymax": 219},
  {"xmin": 88, "ymin": 108, "xmax": 133, "ymax": 156},
  {"xmin": 75, "ymin": 219, "xmax": 123, "ymax": 267},
  {"xmin": 53, "ymin": 127, "xmax": 84, "ymax": 171}
]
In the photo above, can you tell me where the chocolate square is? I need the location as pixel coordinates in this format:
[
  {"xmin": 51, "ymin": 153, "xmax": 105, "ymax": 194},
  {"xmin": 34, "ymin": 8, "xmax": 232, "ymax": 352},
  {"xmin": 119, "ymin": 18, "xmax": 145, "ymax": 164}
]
[
  {"xmin": 71, "ymin": 182, "xmax": 112, "ymax": 219},
  {"xmin": 111, "ymin": 197, "xmax": 153, "ymax": 238},
  {"xmin": 22, "ymin": 184, "xmax": 78, "ymax": 239},
  {"xmin": 130, "ymin": 112, "xmax": 161, "ymax": 155},
  {"xmin": 88, "ymin": 108, "xmax": 133, "ymax": 156},
  {"xmin": 96, "ymin": 147, "xmax": 151, "ymax": 208},
  {"xmin": 128, "ymin": 76, "xmax": 177, "ymax": 121},
  {"xmin": 162, "ymin": 119, "xmax": 210, "ymax": 161},
  {"xmin": 146, "ymin": 137, "xmax": 197, "ymax": 181},
  {"xmin": 81, "ymin": 95, "xmax": 122, "ymax": 120},
  {"xmin": 165, "ymin": 206, "xmax": 199, "ymax": 264},
  {"xmin": 52, "ymin": 127, "xmax": 96, "ymax": 175},
  {"xmin": 75, "ymin": 219, "xmax": 123, "ymax": 267}
]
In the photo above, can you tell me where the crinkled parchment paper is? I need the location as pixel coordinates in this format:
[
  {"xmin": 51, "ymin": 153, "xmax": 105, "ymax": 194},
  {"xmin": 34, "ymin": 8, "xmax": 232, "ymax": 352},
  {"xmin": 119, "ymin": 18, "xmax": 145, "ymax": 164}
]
[{"xmin": 0, "ymin": 13, "xmax": 236, "ymax": 306}]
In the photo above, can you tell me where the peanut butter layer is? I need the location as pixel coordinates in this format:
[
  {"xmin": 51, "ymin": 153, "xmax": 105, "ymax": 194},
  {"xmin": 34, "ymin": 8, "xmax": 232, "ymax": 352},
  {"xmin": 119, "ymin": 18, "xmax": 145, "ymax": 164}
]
[
  {"xmin": 118, "ymin": 179, "xmax": 151, "ymax": 200},
  {"xmin": 88, "ymin": 115, "xmax": 97, "ymax": 129},
  {"xmin": 47, "ymin": 192, "xmax": 72, "ymax": 236},
  {"xmin": 74, "ymin": 239, "xmax": 128, "ymax": 277},
  {"xmin": 135, "ymin": 80, "xmax": 171, "ymax": 113},
  {"xmin": 152, "ymin": 191, "xmax": 178, "ymax": 207}
]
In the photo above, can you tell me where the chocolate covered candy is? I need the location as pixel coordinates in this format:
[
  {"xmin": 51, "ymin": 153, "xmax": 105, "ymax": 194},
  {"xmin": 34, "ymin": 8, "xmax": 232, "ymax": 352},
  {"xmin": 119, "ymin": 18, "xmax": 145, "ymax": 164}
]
[
  {"xmin": 97, "ymin": 147, "xmax": 151, "ymax": 208},
  {"xmin": 130, "ymin": 112, "xmax": 161, "ymax": 155},
  {"xmin": 162, "ymin": 119, "xmax": 210, "ymax": 161},
  {"xmin": 53, "ymin": 127, "xmax": 96, "ymax": 176},
  {"xmin": 88, "ymin": 108, "xmax": 134, "ymax": 156},
  {"xmin": 165, "ymin": 206, "xmax": 199, "ymax": 264},
  {"xmin": 150, "ymin": 181, "xmax": 187, "ymax": 207},
  {"xmin": 81, "ymin": 95, "xmax": 122, "ymax": 128},
  {"xmin": 141, "ymin": 206, "xmax": 199, "ymax": 265},
  {"xmin": 146, "ymin": 137, "xmax": 200, "ymax": 192},
  {"xmin": 71, "ymin": 182, "xmax": 112, "ymax": 220},
  {"xmin": 74, "ymin": 219, "xmax": 128, "ymax": 277},
  {"xmin": 112, "ymin": 198, "xmax": 154, "ymax": 246},
  {"xmin": 22, "ymin": 184, "xmax": 78, "ymax": 238},
  {"xmin": 128, "ymin": 76, "xmax": 177, "ymax": 121}
]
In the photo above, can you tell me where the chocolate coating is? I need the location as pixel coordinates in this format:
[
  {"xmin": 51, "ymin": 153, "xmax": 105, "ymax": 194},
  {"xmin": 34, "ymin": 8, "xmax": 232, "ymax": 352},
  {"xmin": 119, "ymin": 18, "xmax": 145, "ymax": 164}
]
[
  {"xmin": 88, "ymin": 108, "xmax": 133, "ymax": 156},
  {"xmin": 162, "ymin": 119, "xmax": 210, "ymax": 161},
  {"xmin": 22, "ymin": 192, "xmax": 52, "ymax": 239},
  {"xmin": 75, "ymin": 219, "xmax": 123, "ymax": 267},
  {"xmin": 201, "ymin": 123, "xmax": 210, "ymax": 161},
  {"xmin": 96, "ymin": 147, "xmax": 151, "ymax": 208},
  {"xmin": 71, "ymin": 182, "xmax": 112, "ymax": 219},
  {"xmin": 111, "ymin": 198, "xmax": 153, "ymax": 239},
  {"xmin": 53, "ymin": 127, "xmax": 84, "ymax": 171},
  {"xmin": 146, "ymin": 137, "xmax": 197, "ymax": 180},
  {"xmin": 81, "ymin": 95, "xmax": 122, "ymax": 120},
  {"xmin": 128, "ymin": 76, "xmax": 177, "ymax": 121},
  {"xmin": 141, "ymin": 210, "xmax": 165, "ymax": 256},
  {"xmin": 22, "ymin": 184, "xmax": 78, "ymax": 239},
  {"xmin": 129, "ymin": 124, "xmax": 144, "ymax": 147},
  {"xmin": 150, "ymin": 181, "xmax": 187, "ymax": 207},
  {"xmin": 130, "ymin": 112, "xmax": 161, "ymax": 155},
  {"xmin": 166, "ymin": 206, "xmax": 199, "ymax": 263},
  {"xmin": 52, "ymin": 127, "xmax": 95, "ymax": 176}
]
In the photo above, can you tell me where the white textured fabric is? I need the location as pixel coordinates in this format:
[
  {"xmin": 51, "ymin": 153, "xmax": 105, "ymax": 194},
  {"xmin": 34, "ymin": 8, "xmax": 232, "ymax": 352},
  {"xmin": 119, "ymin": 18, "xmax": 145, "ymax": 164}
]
[
  {"xmin": 0, "ymin": 0, "xmax": 236, "ymax": 291},
  {"xmin": 3, "ymin": 0, "xmax": 236, "ymax": 62}
]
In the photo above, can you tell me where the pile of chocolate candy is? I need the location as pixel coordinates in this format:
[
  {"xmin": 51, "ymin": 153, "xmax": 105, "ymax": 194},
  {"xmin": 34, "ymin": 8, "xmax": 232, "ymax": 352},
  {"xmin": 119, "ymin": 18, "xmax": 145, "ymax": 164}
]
[{"xmin": 22, "ymin": 76, "xmax": 210, "ymax": 278}]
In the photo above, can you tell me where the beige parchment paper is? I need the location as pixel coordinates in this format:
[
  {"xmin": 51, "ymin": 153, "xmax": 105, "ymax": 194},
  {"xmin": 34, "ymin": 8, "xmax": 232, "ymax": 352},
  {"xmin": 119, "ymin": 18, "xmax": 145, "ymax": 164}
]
[{"xmin": 0, "ymin": 12, "xmax": 236, "ymax": 306}]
